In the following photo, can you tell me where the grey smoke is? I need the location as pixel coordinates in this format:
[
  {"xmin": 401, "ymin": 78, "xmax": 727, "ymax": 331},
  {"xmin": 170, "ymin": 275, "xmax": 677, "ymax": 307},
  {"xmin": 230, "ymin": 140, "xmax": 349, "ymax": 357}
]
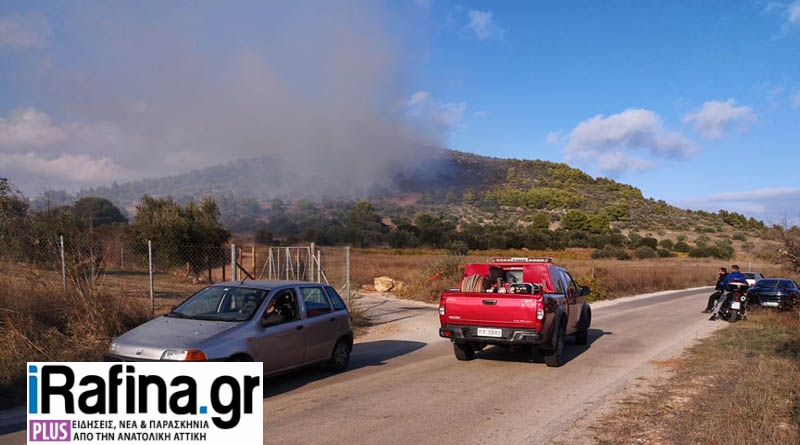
[{"xmin": 6, "ymin": 1, "xmax": 440, "ymax": 197}]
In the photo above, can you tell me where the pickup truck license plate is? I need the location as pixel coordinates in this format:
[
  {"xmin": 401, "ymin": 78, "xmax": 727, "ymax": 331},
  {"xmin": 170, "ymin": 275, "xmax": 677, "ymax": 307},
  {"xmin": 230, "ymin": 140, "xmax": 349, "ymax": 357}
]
[
  {"xmin": 731, "ymin": 301, "xmax": 741, "ymax": 310},
  {"xmin": 762, "ymin": 302, "xmax": 779, "ymax": 307},
  {"xmin": 477, "ymin": 328, "xmax": 502, "ymax": 337}
]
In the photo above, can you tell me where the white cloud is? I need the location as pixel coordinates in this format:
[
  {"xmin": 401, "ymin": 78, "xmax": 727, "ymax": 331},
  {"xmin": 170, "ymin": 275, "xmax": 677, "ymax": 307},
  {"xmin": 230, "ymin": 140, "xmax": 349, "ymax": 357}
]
[
  {"xmin": 0, "ymin": 152, "xmax": 130, "ymax": 183},
  {"xmin": 545, "ymin": 131, "xmax": 562, "ymax": 145},
  {"xmin": 562, "ymin": 108, "xmax": 699, "ymax": 175},
  {"xmin": 0, "ymin": 107, "xmax": 122, "ymax": 151},
  {"xmin": 793, "ymin": 91, "xmax": 800, "ymax": 107},
  {"xmin": 407, "ymin": 90, "xmax": 429, "ymax": 107},
  {"xmin": 473, "ymin": 110, "xmax": 487, "ymax": 117},
  {"xmin": 682, "ymin": 99, "xmax": 755, "ymax": 140},
  {"xmin": 0, "ymin": 108, "xmax": 66, "ymax": 148},
  {"xmin": 0, "ymin": 107, "xmax": 131, "ymax": 187},
  {"xmin": 405, "ymin": 92, "xmax": 466, "ymax": 130},
  {"xmin": 432, "ymin": 102, "xmax": 466, "ymax": 127},
  {"xmin": 468, "ymin": 10, "xmax": 503, "ymax": 40},
  {"xmin": 790, "ymin": 2, "xmax": 800, "ymax": 24},
  {"xmin": 0, "ymin": 13, "xmax": 49, "ymax": 50},
  {"xmin": 676, "ymin": 187, "xmax": 800, "ymax": 223}
]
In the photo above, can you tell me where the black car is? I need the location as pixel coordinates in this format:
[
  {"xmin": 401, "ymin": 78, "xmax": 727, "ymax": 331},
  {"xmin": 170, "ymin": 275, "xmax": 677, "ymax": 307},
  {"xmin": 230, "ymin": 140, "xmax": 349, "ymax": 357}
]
[{"xmin": 746, "ymin": 279, "xmax": 800, "ymax": 310}]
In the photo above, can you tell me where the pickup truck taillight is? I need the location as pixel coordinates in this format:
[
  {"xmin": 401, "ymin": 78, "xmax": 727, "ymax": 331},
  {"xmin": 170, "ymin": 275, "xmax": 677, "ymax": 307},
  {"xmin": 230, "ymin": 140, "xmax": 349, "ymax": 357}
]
[
  {"xmin": 439, "ymin": 306, "xmax": 445, "ymax": 316},
  {"xmin": 439, "ymin": 295, "xmax": 447, "ymax": 317}
]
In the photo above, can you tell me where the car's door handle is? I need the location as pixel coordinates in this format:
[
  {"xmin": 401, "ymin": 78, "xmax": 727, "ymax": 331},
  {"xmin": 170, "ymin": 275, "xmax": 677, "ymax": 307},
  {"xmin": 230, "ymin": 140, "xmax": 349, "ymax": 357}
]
[
  {"xmin": 329, "ymin": 318, "xmax": 336, "ymax": 322},
  {"xmin": 483, "ymin": 300, "xmax": 497, "ymax": 305},
  {"xmin": 296, "ymin": 325, "xmax": 304, "ymax": 331}
]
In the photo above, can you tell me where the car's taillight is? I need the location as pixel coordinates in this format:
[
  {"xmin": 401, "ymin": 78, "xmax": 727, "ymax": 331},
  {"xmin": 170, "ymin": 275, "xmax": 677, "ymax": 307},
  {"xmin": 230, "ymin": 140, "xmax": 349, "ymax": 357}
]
[
  {"xmin": 439, "ymin": 306, "xmax": 445, "ymax": 316},
  {"xmin": 536, "ymin": 299, "xmax": 544, "ymax": 320},
  {"xmin": 161, "ymin": 349, "xmax": 207, "ymax": 361},
  {"xmin": 184, "ymin": 350, "xmax": 207, "ymax": 361}
]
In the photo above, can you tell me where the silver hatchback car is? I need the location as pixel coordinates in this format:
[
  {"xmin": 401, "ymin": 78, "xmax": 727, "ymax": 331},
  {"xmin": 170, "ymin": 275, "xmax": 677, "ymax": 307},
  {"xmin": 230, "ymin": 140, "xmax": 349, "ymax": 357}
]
[{"xmin": 105, "ymin": 280, "xmax": 353, "ymax": 375}]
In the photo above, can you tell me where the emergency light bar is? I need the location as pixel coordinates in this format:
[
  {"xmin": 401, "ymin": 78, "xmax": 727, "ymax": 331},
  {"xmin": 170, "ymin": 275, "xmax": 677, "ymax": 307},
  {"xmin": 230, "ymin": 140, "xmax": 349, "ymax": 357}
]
[{"xmin": 489, "ymin": 257, "xmax": 553, "ymax": 263}]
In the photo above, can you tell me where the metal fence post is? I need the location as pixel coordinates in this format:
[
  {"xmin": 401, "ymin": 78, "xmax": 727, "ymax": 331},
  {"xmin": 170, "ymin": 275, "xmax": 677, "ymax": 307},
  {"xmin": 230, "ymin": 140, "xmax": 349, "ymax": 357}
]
[
  {"xmin": 148, "ymin": 240, "xmax": 154, "ymax": 319},
  {"xmin": 317, "ymin": 250, "xmax": 321, "ymax": 283},
  {"xmin": 60, "ymin": 235, "xmax": 66, "ymax": 291},
  {"xmin": 346, "ymin": 246, "xmax": 351, "ymax": 305},
  {"xmin": 231, "ymin": 244, "xmax": 237, "ymax": 281},
  {"xmin": 310, "ymin": 243, "xmax": 316, "ymax": 282}
]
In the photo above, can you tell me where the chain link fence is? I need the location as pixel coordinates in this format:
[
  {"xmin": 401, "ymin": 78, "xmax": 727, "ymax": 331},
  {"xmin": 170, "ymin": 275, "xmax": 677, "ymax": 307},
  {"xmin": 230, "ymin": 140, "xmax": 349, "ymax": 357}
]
[{"xmin": 4, "ymin": 233, "xmax": 352, "ymax": 317}]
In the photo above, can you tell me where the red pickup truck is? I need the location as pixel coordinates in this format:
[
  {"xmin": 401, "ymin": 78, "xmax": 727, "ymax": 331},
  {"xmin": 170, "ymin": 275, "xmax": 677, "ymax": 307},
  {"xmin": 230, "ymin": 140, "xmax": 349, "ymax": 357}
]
[{"xmin": 438, "ymin": 257, "xmax": 591, "ymax": 367}]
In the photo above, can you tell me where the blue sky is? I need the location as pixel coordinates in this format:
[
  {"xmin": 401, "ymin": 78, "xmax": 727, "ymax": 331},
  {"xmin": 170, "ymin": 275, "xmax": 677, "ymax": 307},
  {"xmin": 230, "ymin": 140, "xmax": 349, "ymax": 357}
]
[{"xmin": 1, "ymin": 1, "xmax": 798, "ymax": 222}]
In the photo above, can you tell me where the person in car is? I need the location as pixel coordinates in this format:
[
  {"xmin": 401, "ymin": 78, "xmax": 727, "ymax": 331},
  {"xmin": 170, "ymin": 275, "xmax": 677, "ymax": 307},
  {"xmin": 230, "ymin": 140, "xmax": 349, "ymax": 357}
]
[{"xmin": 703, "ymin": 267, "xmax": 727, "ymax": 313}]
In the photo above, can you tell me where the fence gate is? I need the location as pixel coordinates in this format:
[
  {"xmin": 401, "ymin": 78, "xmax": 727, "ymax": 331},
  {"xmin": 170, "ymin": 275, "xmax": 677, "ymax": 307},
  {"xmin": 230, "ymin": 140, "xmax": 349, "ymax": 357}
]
[
  {"xmin": 258, "ymin": 245, "xmax": 322, "ymax": 283},
  {"xmin": 254, "ymin": 244, "xmax": 351, "ymax": 304}
]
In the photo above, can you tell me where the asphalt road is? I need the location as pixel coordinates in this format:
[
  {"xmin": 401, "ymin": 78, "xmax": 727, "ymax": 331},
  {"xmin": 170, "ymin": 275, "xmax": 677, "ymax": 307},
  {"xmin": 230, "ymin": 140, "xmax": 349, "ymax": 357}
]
[
  {"xmin": 261, "ymin": 287, "xmax": 720, "ymax": 444},
  {"xmin": 0, "ymin": 287, "xmax": 721, "ymax": 445}
]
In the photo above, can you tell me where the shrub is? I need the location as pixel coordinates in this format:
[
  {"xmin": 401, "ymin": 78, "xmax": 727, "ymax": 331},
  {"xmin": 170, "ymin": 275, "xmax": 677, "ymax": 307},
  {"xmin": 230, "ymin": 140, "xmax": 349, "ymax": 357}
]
[
  {"xmin": 732, "ymin": 232, "xmax": 747, "ymax": 241},
  {"xmin": 445, "ymin": 240, "xmax": 469, "ymax": 256},
  {"xmin": 637, "ymin": 237, "xmax": 658, "ymax": 250},
  {"xmin": 688, "ymin": 245, "xmax": 732, "ymax": 260},
  {"xmin": 658, "ymin": 239, "xmax": 674, "ymax": 250},
  {"xmin": 657, "ymin": 248, "xmax": 676, "ymax": 258},
  {"xmin": 674, "ymin": 241, "xmax": 691, "ymax": 252},
  {"xmin": 401, "ymin": 256, "xmax": 464, "ymax": 302},
  {"xmin": 591, "ymin": 246, "xmax": 631, "ymax": 260},
  {"xmin": 635, "ymin": 246, "xmax": 658, "ymax": 259}
]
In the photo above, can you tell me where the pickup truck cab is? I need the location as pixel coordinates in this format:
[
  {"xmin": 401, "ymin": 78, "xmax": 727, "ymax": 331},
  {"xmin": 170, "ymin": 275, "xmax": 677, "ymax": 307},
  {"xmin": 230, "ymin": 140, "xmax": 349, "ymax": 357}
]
[{"xmin": 438, "ymin": 257, "xmax": 591, "ymax": 367}]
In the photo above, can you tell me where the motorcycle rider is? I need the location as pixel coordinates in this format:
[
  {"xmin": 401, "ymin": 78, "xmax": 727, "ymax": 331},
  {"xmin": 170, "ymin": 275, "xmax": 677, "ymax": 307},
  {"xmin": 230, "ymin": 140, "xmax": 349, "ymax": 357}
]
[
  {"xmin": 708, "ymin": 264, "xmax": 749, "ymax": 320},
  {"xmin": 702, "ymin": 267, "xmax": 727, "ymax": 313},
  {"xmin": 721, "ymin": 264, "xmax": 747, "ymax": 288}
]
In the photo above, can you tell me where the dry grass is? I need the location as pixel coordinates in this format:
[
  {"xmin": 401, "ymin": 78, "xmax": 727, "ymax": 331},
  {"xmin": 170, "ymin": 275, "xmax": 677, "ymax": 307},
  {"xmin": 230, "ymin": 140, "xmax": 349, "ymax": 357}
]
[
  {"xmin": 591, "ymin": 309, "xmax": 800, "ymax": 444},
  {"xmin": 349, "ymin": 248, "xmax": 792, "ymax": 302},
  {"xmin": 0, "ymin": 261, "xmax": 185, "ymax": 410}
]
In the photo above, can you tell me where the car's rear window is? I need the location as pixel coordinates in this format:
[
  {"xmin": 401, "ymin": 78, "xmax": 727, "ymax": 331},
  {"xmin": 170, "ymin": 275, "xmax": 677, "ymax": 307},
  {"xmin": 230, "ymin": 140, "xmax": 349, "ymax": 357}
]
[{"xmin": 325, "ymin": 287, "xmax": 347, "ymax": 311}]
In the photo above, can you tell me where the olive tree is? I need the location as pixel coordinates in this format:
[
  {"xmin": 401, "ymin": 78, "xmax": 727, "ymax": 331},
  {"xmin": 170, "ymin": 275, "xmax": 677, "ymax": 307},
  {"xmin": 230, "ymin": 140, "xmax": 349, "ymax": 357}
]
[{"xmin": 125, "ymin": 196, "xmax": 231, "ymax": 276}]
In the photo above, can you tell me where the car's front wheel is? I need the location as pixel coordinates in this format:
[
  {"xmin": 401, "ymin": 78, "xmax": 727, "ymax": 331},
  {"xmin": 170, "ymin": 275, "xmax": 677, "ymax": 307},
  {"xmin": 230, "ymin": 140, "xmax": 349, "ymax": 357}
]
[{"xmin": 327, "ymin": 338, "xmax": 352, "ymax": 372}]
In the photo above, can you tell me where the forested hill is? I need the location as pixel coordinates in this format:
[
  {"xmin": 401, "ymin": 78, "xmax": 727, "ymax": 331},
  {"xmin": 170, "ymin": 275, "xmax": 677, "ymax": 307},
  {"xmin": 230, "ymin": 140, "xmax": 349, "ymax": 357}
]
[{"xmin": 67, "ymin": 149, "xmax": 761, "ymax": 234}]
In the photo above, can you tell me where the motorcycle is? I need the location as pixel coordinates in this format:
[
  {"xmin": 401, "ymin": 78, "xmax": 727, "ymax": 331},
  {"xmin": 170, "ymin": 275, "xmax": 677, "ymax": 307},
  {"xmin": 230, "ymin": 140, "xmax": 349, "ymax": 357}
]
[{"xmin": 709, "ymin": 280, "xmax": 749, "ymax": 323}]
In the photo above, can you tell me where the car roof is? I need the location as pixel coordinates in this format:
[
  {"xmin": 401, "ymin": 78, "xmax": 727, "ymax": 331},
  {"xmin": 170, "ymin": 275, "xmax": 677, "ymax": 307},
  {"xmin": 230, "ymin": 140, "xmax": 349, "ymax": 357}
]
[
  {"xmin": 756, "ymin": 278, "xmax": 795, "ymax": 284},
  {"xmin": 209, "ymin": 280, "xmax": 328, "ymax": 290}
]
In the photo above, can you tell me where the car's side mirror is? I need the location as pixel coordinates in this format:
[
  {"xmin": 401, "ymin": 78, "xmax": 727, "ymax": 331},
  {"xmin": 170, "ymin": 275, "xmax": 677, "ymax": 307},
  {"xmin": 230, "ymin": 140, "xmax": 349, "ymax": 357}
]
[{"xmin": 579, "ymin": 286, "xmax": 591, "ymax": 296}]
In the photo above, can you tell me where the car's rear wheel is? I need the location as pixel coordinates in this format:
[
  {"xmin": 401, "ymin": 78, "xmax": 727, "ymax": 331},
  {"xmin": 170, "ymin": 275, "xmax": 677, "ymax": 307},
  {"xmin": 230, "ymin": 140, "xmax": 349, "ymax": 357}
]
[
  {"xmin": 327, "ymin": 338, "xmax": 352, "ymax": 372},
  {"xmin": 453, "ymin": 342, "xmax": 475, "ymax": 361},
  {"xmin": 544, "ymin": 322, "xmax": 566, "ymax": 367},
  {"xmin": 728, "ymin": 309, "xmax": 738, "ymax": 323}
]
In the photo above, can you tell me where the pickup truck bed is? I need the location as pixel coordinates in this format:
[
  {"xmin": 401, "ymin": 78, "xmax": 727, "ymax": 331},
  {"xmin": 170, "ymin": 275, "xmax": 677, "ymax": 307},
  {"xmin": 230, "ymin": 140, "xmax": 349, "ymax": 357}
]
[{"xmin": 438, "ymin": 257, "xmax": 591, "ymax": 367}]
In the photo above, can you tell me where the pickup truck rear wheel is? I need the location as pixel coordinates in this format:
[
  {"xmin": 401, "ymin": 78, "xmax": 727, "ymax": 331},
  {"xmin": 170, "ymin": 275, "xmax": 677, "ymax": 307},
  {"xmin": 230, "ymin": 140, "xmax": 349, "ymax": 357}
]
[
  {"xmin": 544, "ymin": 322, "xmax": 566, "ymax": 367},
  {"xmin": 453, "ymin": 343, "xmax": 476, "ymax": 361}
]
